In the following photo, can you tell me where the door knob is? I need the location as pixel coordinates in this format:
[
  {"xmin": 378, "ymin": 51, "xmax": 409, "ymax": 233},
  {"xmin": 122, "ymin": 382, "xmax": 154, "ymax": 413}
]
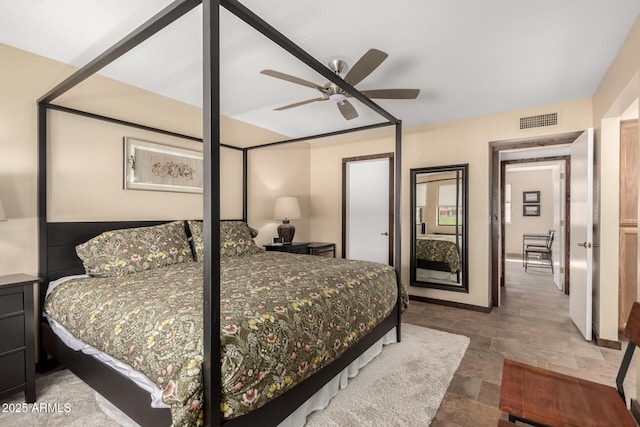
[
  {"xmin": 380, "ymin": 232, "xmax": 389, "ymax": 236},
  {"xmin": 577, "ymin": 242, "xmax": 592, "ymax": 248}
]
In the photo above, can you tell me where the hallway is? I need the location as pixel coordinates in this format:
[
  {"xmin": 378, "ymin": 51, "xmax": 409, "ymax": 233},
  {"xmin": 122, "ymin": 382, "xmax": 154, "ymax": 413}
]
[{"xmin": 404, "ymin": 257, "xmax": 637, "ymax": 426}]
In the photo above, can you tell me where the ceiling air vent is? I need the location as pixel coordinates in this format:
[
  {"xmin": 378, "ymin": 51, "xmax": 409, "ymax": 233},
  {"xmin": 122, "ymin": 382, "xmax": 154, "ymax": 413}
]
[{"xmin": 519, "ymin": 112, "xmax": 558, "ymax": 129}]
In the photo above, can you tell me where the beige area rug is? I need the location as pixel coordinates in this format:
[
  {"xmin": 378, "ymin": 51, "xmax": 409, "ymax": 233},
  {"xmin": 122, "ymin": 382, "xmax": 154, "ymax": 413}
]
[
  {"xmin": 306, "ymin": 323, "xmax": 469, "ymax": 427},
  {"xmin": 0, "ymin": 324, "xmax": 468, "ymax": 427}
]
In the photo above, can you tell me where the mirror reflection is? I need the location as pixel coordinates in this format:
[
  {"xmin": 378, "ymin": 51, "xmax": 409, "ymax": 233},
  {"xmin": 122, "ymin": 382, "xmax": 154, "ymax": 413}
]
[{"xmin": 410, "ymin": 164, "xmax": 468, "ymax": 292}]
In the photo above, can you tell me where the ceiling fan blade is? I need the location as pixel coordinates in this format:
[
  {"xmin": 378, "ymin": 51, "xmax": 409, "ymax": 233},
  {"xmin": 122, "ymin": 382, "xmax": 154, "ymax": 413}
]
[
  {"xmin": 337, "ymin": 100, "xmax": 358, "ymax": 120},
  {"xmin": 261, "ymin": 69, "xmax": 322, "ymax": 90},
  {"xmin": 361, "ymin": 89, "xmax": 420, "ymax": 99},
  {"xmin": 274, "ymin": 97, "xmax": 326, "ymax": 111},
  {"xmin": 344, "ymin": 49, "xmax": 388, "ymax": 86}
]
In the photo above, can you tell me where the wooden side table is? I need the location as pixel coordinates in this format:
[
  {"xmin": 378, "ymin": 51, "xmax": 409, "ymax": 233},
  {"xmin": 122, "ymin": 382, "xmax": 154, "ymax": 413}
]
[{"xmin": 0, "ymin": 273, "xmax": 41, "ymax": 403}]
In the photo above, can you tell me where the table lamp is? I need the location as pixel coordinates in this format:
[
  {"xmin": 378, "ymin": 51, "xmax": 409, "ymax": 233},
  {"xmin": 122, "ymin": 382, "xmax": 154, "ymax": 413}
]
[{"xmin": 273, "ymin": 196, "xmax": 301, "ymax": 244}]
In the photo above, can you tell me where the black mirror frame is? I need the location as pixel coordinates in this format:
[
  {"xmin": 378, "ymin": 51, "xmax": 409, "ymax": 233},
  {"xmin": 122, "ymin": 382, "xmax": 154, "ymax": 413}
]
[{"xmin": 410, "ymin": 164, "xmax": 469, "ymax": 293}]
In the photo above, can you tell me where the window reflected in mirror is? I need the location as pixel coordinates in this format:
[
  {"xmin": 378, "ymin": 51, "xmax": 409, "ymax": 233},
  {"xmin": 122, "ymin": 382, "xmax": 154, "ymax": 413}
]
[{"xmin": 410, "ymin": 164, "xmax": 468, "ymax": 292}]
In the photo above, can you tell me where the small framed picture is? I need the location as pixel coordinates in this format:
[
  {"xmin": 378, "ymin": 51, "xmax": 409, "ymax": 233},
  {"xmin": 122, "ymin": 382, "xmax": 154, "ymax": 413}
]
[
  {"xmin": 523, "ymin": 204, "xmax": 540, "ymax": 216},
  {"xmin": 272, "ymin": 237, "xmax": 283, "ymax": 245},
  {"xmin": 523, "ymin": 191, "xmax": 540, "ymax": 204}
]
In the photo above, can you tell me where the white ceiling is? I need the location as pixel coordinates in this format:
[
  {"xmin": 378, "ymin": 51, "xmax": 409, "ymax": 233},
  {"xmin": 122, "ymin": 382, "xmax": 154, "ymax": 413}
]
[{"xmin": 1, "ymin": 1, "xmax": 639, "ymax": 139}]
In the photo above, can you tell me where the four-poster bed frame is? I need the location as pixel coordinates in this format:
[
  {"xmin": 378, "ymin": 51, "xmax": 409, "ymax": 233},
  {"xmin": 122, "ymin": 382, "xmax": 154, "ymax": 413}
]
[{"xmin": 36, "ymin": 0, "xmax": 404, "ymax": 425}]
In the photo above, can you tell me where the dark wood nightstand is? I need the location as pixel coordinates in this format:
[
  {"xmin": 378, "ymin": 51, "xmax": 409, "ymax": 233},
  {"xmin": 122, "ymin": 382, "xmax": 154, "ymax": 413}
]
[
  {"xmin": 264, "ymin": 242, "xmax": 310, "ymax": 254},
  {"xmin": 0, "ymin": 274, "xmax": 41, "ymax": 403},
  {"xmin": 308, "ymin": 242, "xmax": 336, "ymax": 257},
  {"xmin": 264, "ymin": 242, "xmax": 336, "ymax": 257}
]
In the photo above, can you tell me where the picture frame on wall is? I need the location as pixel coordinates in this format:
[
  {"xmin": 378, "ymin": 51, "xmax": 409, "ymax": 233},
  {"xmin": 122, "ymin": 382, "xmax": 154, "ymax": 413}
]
[
  {"xmin": 523, "ymin": 204, "xmax": 541, "ymax": 216},
  {"xmin": 523, "ymin": 190, "xmax": 540, "ymax": 204},
  {"xmin": 123, "ymin": 137, "xmax": 203, "ymax": 193}
]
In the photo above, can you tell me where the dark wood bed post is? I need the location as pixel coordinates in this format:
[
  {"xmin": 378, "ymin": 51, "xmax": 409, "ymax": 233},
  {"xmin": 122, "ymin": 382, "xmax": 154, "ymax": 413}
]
[
  {"xmin": 395, "ymin": 121, "xmax": 402, "ymax": 343},
  {"xmin": 202, "ymin": 0, "xmax": 221, "ymax": 426},
  {"xmin": 242, "ymin": 149, "xmax": 248, "ymax": 223},
  {"xmin": 36, "ymin": 103, "xmax": 47, "ymax": 336}
]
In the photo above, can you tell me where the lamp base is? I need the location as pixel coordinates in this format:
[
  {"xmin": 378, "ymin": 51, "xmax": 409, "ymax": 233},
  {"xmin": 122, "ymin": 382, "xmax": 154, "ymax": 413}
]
[{"xmin": 277, "ymin": 220, "xmax": 296, "ymax": 244}]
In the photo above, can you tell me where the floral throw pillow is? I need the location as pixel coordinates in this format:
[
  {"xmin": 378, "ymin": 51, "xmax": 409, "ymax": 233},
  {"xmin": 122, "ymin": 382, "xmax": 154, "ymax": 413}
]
[
  {"xmin": 76, "ymin": 221, "xmax": 193, "ymax": 277},
  {"xmin": 187, "ymin": 220, "xmax": 262, "ymax": 261}
]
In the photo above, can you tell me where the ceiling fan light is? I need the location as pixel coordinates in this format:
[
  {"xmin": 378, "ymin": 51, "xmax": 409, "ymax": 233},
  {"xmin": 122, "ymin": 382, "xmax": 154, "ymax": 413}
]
[{"xmin": 329, "ymin": 93, "xmax": 346, "ymax": 102}]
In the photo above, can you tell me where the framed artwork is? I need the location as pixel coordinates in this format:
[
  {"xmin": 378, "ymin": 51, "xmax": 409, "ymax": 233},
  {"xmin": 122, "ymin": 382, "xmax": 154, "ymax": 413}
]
[
  {"xmin": 123, "ymin": 137, "xmax": 203, "ymax": 193},
  {"xmin": 523, "ymin": 204, "xmax": 540, "ymax": 216},
  {"xmin": 523, "ymin": 191, "xmax": 540, "ymax": 204}
]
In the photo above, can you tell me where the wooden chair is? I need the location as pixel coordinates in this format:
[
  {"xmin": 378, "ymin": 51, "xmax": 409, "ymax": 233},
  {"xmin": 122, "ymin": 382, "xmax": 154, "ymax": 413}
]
[
  {"xmin": 499, "ymin": 301, "xmax": 640, "ymax": 427},
  {"xmin": 524, "ymin": 230, "xmax": 554, "ymax": 273}
]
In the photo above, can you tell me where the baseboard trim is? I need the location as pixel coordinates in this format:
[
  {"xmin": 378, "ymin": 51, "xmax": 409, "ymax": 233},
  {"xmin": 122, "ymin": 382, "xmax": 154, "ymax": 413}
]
[
  {"xmin": 632, "ymin": 399, "xmax": 640, "ymax": 423},
  {"xmin": 592, "ymin": 323, "xmax": 621, "ymax": 350},
  {"xmin": 409, "ymin": 295, "xmax": 492, "ymax": 313}
]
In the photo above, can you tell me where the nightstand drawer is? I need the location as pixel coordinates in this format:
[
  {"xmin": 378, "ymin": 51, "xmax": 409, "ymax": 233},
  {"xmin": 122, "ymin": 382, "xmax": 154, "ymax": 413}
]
[
  {"xmin": 0, "ymin": 351, "xmax": 26, "ymax": 391},
  {"xmin": 0, "ymin": 315, "xmax": 25, "ymax": 354},
  {"xmin": 0, "ymin": 291, "xmax": 23, "ymax": 316},
  {"xmin": 0, "ymin": 274, "xmax": 38, "ymax": 402}
]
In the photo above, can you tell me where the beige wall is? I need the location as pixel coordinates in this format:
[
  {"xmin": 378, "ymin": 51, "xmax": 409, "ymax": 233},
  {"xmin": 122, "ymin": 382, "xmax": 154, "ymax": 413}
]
[
  {"xmin": 309, "ymin": 98, "xmax": 592, "ymax": 309},
  {"xmin": 247, "ymin": 143, "xmax": 311, "ymax": 247},
  {"xmin": 505, "ymin": 169, "xmax": 555, "ymax": 255},
  {"xmin": 0, "ymin": 43, "xmax": 291, "ymax": 279}
]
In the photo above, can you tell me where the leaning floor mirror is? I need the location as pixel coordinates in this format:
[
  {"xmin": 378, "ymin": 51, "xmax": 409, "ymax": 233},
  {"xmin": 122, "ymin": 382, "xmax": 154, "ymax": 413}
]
[{"xmin": 410, "ymin": 164, "xmax": 468, "ymax": 292}]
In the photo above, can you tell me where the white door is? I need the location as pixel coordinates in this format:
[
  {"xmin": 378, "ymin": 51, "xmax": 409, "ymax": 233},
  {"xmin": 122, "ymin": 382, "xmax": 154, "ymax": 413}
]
[
  {"xmin": 345, "ymin": 157, "xmax": 390, "ymax": 264},
  {"xmin": 569, "ymin": 129, "xmax": 594, "ymax": 340}
]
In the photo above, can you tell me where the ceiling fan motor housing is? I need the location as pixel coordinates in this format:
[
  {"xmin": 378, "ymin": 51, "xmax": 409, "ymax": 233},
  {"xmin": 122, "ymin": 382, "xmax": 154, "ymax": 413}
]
[{"xmin": 328, "ymin": 58, "xmax": 348, "ymax": 75}]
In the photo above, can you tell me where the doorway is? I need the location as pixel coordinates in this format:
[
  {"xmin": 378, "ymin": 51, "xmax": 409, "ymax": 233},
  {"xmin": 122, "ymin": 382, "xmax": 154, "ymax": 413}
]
[
  {"xmin": 490, "ymin": 131, "xmax": 582, "ymax": 305},
  {"xmin": 502, "ymin": 157, "xmax": 569, "ymax": 293},
  {"xmin": 342, "ymin": 153, "xmax": 394, "ymax": 264}
]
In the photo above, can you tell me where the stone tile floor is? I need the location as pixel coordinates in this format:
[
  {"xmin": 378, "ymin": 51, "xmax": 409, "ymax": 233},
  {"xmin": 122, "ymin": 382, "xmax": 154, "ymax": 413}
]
[{"xmin": 404, "ymin": 257, "xmax": 638, "ymax": 426}]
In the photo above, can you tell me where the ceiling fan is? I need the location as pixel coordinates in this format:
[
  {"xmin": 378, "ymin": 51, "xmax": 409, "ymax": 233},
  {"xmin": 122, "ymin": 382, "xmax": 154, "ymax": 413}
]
[{"xmin": 260, "ymin": 48, "xmax": 420, "ymax": 120}]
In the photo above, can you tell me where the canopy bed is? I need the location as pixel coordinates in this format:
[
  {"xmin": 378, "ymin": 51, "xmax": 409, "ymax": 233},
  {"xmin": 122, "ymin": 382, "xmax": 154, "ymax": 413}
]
[{"xmin": 36, "ymin": 1, "xmax": 404, "ymax": 426}]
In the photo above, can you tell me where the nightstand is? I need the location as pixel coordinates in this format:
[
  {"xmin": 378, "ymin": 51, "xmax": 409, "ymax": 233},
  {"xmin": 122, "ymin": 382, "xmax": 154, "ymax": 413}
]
[
  {"xmin": 308, "ymin": 242, "xmax": 336, "ymax": 257},
  {"xmin": 264, "ymin": 242, "xmax": 309, "ymax": 254},
  {"xmin": 264, "ymin": 242, "xmax": 336, "ymax": 257},
  {"xmin": 0, "ymin": 274, "xmax": 40, "ymax": 403}
]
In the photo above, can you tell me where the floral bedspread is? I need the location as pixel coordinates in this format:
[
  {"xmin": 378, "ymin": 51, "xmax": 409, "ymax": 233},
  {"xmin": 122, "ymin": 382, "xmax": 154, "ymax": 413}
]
[
  {"xmin": 44, "ymin": 251, "xmax": 403, "ymax": 426},
  {"xmin": 416, "ymin": 237, "xmax": 461, "ymax": 273}
]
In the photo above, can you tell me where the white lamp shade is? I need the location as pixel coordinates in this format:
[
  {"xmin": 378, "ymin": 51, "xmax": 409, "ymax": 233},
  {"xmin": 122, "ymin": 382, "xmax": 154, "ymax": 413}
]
[
  {"xmin": 273, "ymin": 196, "xmax": 301, "ymax": 220},
  {"xmin": 0, "ymin": 200, "xmax": 6, "ymax": 222}
]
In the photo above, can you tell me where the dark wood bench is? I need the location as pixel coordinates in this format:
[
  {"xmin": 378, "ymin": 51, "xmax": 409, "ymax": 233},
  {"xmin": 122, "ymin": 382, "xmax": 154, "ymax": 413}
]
[{"xmin": 499, "ymin": 301, "xmax": 640, "ymax": 426}]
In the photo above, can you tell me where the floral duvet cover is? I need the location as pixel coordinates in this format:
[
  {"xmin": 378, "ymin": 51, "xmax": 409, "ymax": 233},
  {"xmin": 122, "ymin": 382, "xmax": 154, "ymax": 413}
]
[
  {"xmin": 416, "ymin": 237, "xmax": 461, "ymax": 273},
  {"xmin": 44, "ymin": 251, "xmax": 403, "ymax": 426}
]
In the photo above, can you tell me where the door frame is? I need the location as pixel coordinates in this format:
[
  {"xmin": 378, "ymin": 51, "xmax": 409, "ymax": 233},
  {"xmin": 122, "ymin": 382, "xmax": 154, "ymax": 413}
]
[
  {"xmin": 500, "ymin": 156, "xmax": 570, "ymax": 295},
  {"xmin": 342, "ymin": 152, "xmax": 394, "ymax": 264},
  {"xmin": 490, "ymin": 131, "xmax": 582, "ymax": 306}
]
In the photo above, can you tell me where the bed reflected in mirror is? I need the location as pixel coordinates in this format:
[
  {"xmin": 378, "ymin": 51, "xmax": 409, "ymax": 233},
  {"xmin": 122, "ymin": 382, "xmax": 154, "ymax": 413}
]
[{"xmin": 410, "ymin": 164, "xmax": 468, "ymax": 292}]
